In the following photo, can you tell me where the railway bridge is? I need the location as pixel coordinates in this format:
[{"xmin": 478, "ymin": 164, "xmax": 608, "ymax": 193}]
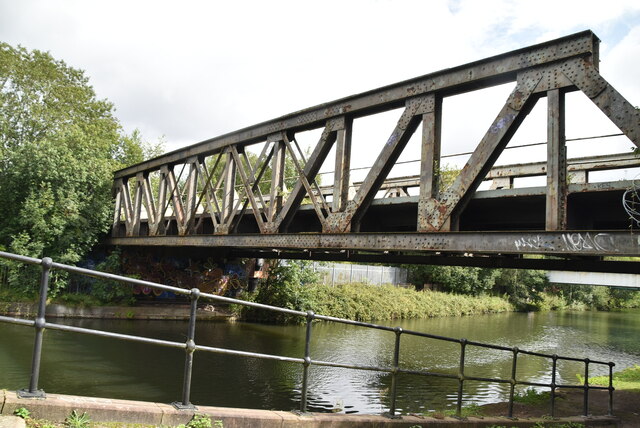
[{"xmin": 109, "ymin": 30, "xmax": 640, "ymax": 274}]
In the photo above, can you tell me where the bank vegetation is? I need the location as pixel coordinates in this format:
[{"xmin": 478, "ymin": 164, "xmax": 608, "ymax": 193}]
[{"xmin": 234, "ymin": 260, "xmax": 640, "ymax": 324}]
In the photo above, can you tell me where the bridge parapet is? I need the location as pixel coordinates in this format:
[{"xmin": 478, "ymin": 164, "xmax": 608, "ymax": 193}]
[{"xmin": 111, "ymin": 30, "xmax": 640, "ymax": 269}]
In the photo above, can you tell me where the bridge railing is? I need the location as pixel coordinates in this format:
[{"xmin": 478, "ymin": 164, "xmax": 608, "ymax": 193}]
[
  {"xmin": 0, "ymin": 250, "xmax": 615, "ymax": 418},
  {"xmin": 312, "ymin": 147, "xmax": 640, "ymax": 198}
]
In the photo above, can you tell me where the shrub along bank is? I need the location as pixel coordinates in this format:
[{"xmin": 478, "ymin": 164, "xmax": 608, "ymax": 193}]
[
  {"xmin": 235, "ymin": 261, "xmax": 640, "ymax": 324},
  {"xmin": 240, "ymin": 283, "xmax": 514, "ymax": 324},
  {"xmin": 3, "ymin": 256, "xmax": 638, "ymax": 325},
  {"xmin": 236, "ymin": 261, "xmax": 513, "ymax": 323}
]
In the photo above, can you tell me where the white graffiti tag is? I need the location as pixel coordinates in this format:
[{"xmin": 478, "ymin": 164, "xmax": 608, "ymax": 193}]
[
  {"xmin": 514, "ymin": 233, "xmax": 618, "ymax": 253},
  {"xmin": 561, "ymin": 233, "xmax": 618, "ymax": 253},
  {"xmin": 514, "ymin": 235, "xmax": 554, "ymax": 251}
]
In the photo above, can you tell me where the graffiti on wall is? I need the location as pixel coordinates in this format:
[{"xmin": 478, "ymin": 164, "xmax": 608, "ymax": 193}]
[{"xmin": 122, "ymin": 252, "xmax": 247, "ymax": 299}]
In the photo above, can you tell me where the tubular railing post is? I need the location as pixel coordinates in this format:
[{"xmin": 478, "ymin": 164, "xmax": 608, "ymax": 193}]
[
  {"xmin": 550, "ymin": 354, "xmax": 558, "ymax": 418},
  {"xmin": 388, "ymin": 327, "xmax": 402, "ymax": 417},
  {"xmin": 608, "ymin": 362, "xmax": 615, "ymax": 416},
  {"xmin": 456, "ymin": 339, "xmax": 467, "ymax": 418},
  {"xmin": 300, "ymin": 310, "xmax": 314, "ymax": 413},
  {"xmin": 173, "ymin": 288, "xmax": 200, "ymax": 410},
  {"xmin": 508, "ymin": 347, "xmax": 518, "ymax": 418},
  {"xmin": 19, "ymin": 257, "xmax": 52, "ymax": 399},
  {"xmin": 583, "ymin": 358, "xmax": 590, "ymax": 417}
]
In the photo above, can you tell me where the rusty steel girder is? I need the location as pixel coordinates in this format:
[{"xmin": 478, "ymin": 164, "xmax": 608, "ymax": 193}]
[
  {"xmin": 109, "ymin": 231, "xmax": 639, "ymax": 257},
  {"xmin": 110, "ymin": 30, "xmax": 640, "ymax": 263}
]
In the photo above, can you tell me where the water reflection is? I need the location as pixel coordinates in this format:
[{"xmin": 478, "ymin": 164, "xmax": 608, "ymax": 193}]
[{"xmin": 0, "ymin": 309, "xmax": 638, "ymax": 414}]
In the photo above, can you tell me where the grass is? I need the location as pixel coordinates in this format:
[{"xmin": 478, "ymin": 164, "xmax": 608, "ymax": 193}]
[
  {"xmin": 237, "ymin": 281, "xmax": 514, "ymax": 323},
  {"xmin": 298, "ymin": 283, "xmax": 513, "ymax": 322},
  {"xmin": 513, "ymin": 388, "xmax": 551, "ymax": 405},
  {"xmin": 581, "ymin": 364, "xmax": 640, "ymax": 391},
  {"xmin": 485, "ymin": 424, "xmax": 585, "ymax": 428},
  {"xmin": 16, "ymin": 409, "xmax": 222, "ymax": 428},
  {"xmin": 423, "ymin": 403, "xmax": 483, "ymax": 419}
]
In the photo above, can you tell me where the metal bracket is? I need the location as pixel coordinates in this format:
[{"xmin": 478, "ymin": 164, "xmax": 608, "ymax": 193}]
[
  {"xmin": 17, "ymin": 389, "xmax": 46, "ymax": 399},
  {"xmin": 171, "ymin": 401, "xmax": 197, "ymax": 411}
]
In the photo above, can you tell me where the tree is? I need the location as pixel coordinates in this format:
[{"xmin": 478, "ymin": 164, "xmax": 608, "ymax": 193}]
[
  {"xmin": 494, "ymin": 268, "xmax": 547, "ymax": 310},
  {"xmin": 0, "ymin": 42, "xmax": 161, "ymax": 295},
  {"xmin": 409, "ymin": 264, "xmax": 498, "ymax": 296},
  {"xmin": 241, "ymin": 260, "xmax": 321, "ymax": 323}
]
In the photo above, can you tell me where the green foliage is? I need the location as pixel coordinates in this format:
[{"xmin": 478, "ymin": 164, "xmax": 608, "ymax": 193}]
[
  {"xmin": 583, "ymin": 364, "xmax": 640, "ymax": 391},
  {"xmin": 486, "ymin": 424, "xmax": 584, "ymax": 428},
  {"xmin": 533, "ymin": 424, "xmax": 584, "ymax": 428},
  {"xmin": 0, "ymin": 286, "xmax": 33, "ymax": 302},
  {"xmin": 176, "ymin": 414, "xmax": 221, "ymax": 428},
  {"xmin": 548, "ymin": 284, "xmax": 640, "ymax": 311},
  {"xmin": 409, "ymin": 265, "xmax": 499, "ymax": 296},
  {"xmin": 407, "ymin": 264, "xmax": 640, "ymax": 313},
  {"xmin": 310, "ymin": 285, "xmax": 512, "ymax": 321},
  {"xmin": 238, "ymin": 273, "xmax": 513, "ymax": 323},
  {"xmin": 436, "ymin": 163, "xmax": 460, "ymax": 193},
  {"xmin": 65, "ymin": 410, "xmax": 90, "ymax": 428},
  {"xmin": 241, "ymin": 260, "xmax": 321, "ymax": 323},
  {"xmin": 54, "ymin": 293, "xmax": 103, "ymax": 307},
  {"xmin": 513, "ymin": 388, "xmax": 550, "ymax": 405},
  {"xmin": 70, "ymin": 248, "xmax": 135, "ymax": 304},
  {"xmin": 606, "ymin": 288, "xmax": 640, "ymax": 309},
  {"xmin": 30, "ymin": 421, "xmax": 59, "ymax": 428},
  {"xmin": 14, "ymin": 407, "xmax": 30, "ymax": 419},
  {"xmin": 494, "ymin": 269, "xmax": 548, "ymax": 310},
  {"xmin": 424, "ymin": 403, "xmax": 483, "ymax": 418},
  {"xmin": 0, "ymin": 42, "xmax": 161, "ymax": 296}
]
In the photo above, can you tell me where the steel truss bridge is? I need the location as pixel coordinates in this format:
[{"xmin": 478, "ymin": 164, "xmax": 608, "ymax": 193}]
[{"xmin": 110, "ymin": 31, "xmax": 640, "ymax": 273}]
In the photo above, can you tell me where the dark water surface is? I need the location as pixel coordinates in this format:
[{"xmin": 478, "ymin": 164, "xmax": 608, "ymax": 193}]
[{"xmin": 1, "ymin": 309, "xmax": 639, "ymax": 414}]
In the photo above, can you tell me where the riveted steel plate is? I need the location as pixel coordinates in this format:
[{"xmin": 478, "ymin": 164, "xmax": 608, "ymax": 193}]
[{"xmin": 109, "ymin": 231, "xmax": 640, "ymax": 257}]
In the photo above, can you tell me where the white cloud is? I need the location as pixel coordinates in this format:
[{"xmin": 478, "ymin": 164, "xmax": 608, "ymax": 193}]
[{"xmin": 1, "ymin": 0, "xmax": 638, "ymax": 162}]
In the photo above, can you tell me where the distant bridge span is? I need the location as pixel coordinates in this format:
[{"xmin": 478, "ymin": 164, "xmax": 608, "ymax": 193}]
[{"xmin": 109, "ymin": 30, "xmax": 640, "ymax": 273}]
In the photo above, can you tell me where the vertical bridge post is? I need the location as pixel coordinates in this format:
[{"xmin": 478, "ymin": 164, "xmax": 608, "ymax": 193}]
[{"xmin": 546, "ymin": 88, "xmax": 567, "ymax": 230}]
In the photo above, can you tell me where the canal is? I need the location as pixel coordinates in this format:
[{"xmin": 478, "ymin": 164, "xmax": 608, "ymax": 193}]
[{"xmin": 0, "ymin": 309, "xmax": 638, "ymax": 414}]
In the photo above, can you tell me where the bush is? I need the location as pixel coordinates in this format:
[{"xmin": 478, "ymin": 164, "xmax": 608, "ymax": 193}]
[
  {"xmin": 241, "ymin": 260, "xmax": 321, "ymax": 323},
  {"xmin": 494, "ymin": 269, "xmax": 548, "ymax": 310},
  {"xmin": 238, "ymin": 276, "xmax": 513, "ymax": 324},
  {"xmin": 409, "ymin": 265, "xmax": 498, "ymax": 295}
]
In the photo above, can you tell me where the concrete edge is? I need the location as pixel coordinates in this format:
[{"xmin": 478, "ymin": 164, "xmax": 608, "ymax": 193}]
[
  {"xmin": 0, "ymin": 302, "xmax": 235, "ymax": 321},
  {"xmin": 0, "ymin": 390, "xmax": 620, "ymax": 427},
  {"xmin": 0, "ymin": 416, "xmax": 26, "ymax": 428},
  {"xmin": 1, "ymin": 390, "xmax": 5, "ymax": 414}
]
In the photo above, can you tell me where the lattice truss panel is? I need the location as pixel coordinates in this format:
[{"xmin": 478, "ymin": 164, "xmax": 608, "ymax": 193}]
[{"xmin": 113, "ymin": 31, "xmax": 639, "ymax": 240}]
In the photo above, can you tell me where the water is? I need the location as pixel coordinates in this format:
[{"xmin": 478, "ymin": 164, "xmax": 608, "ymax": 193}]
[{"xmin": 1, "ymin": 309, "xmax": 639, "ymax": 414}]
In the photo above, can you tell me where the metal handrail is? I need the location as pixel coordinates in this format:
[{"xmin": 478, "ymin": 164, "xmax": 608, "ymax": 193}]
[{"xmin": 0, "ymin": 250, "xmax": 615, "ymax": 418}]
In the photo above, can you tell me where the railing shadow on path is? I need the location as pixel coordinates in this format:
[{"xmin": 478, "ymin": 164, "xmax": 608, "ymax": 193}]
[{"xmin": 0, "ymin": 250, "xmax": 615, "ymax": 419}]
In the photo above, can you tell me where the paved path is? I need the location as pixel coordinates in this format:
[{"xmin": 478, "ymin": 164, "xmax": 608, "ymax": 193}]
[
  {"xmin": 0, "ymin": 389, "xmax": 618, "ymax": 427},
  {"xmin": 0, "ymin": 416, "xmax": 25, "ymax": 428}
]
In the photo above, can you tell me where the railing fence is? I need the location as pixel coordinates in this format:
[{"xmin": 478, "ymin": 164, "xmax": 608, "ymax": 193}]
[
  {"xmin": 311, "ymin": 262, "xmax": 408, "ymax": 287},
  {"xmin": 0, "ymin": 250, "xmax": 615, "ymax": 419}
]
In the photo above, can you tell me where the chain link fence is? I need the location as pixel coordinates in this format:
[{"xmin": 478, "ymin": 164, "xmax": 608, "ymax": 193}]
[{"xmin": 311, "ymin": 262, "xmax": 408, "ymax": 286}]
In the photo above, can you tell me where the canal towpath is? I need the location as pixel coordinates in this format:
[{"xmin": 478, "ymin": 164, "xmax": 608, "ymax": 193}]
[{"xmin": 0, "ymin": 389, "xmax": 623, "ymax": 427}]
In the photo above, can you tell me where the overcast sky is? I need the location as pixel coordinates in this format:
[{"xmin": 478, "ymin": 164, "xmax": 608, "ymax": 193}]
[{"xmin": 1, "ymin": 0, "xmax": 639, "ymax": 182}]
